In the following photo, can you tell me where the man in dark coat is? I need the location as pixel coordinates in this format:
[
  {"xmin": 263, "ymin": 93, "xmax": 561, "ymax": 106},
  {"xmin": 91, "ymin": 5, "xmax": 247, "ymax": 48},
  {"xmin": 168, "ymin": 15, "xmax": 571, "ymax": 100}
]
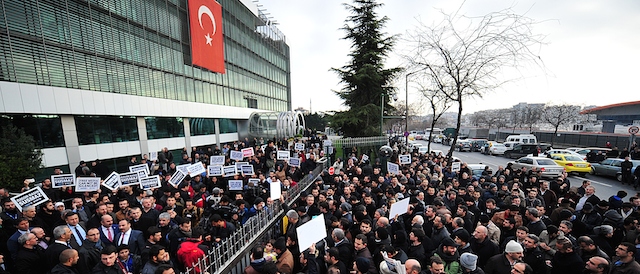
[
  {"xmin": 620, "ymin": 157, "xmax": 634, "ymax": 185},
  {"xmin": 14, "ymin": 232, "xmax": 48, "ymax": 274},
  {"xmin": 522, "ymin": 234, "xmax": 547, "ymax": 274},
  {"xmin": 49, "ymin": 249, "xmax": 80, "ymax": 274},
  {"xmin": 78, "ymin": 228, "xmax": 105, "ymax": 273},
  {"xmin": 484, "ymin": 240, "xmax": 524, "ymax": 274},
  {"xmin": 92, "ymin": 245, "xmax": 125, "ymax": 274},
  {"xmin": 550, "ymin": 237, "xmax": 583, "ymax": 274},
  {"xmin": 470, "ymin": 225, "xmax": 500, "ymax": 269},
  {"xmin": 45, "ymin": 225, "xmax": 73, "ymax": 269}
]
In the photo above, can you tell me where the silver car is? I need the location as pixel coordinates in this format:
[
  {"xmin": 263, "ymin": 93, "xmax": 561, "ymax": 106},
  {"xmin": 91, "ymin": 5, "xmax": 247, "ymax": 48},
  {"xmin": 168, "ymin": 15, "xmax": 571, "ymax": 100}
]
[{"xmin": 508, "ymin": 156, "xmax": 564, "ymax": 179}]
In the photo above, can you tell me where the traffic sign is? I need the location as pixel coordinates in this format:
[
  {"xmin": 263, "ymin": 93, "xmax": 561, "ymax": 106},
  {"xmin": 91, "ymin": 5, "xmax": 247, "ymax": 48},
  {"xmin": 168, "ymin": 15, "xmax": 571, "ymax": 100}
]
[
  {"xmin": 328, "ymin": 167, "xmax": 335, "ymax": 175},
  {"xmin": 629, "ymin": 126, "xmax": 639, "ymax": 135}
]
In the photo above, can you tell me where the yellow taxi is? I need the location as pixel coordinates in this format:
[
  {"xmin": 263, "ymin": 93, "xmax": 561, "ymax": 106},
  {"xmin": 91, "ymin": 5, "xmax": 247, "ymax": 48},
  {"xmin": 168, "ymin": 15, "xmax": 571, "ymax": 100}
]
[{"xmin": 549, "ymin": 153, "xmax": 591, "ymax": 176}]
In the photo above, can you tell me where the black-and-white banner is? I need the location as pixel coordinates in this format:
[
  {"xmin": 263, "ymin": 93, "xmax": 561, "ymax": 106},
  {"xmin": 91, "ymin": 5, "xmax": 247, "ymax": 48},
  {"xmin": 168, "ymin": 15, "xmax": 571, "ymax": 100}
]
[
  {"xmin": 51, "ymin": 174, "xmax": 76, "ymax": 188},
  {"xmin": 11, "ymin": 187, "xmax": 49, "ymax": 212},
  {"xmin": 75, "ymin": 177, "xmax": 101, "ymax": 192},
  {"xmin": 140, "ymin": 175, "xmax": 161, "ymax": 190},
  {"xmin": 119, "ymin": 172, "xmax": 139, "ymax": 187},
  {"xmin": 102, "ymin": 172, "xmax": 121, "ymax": 191}
]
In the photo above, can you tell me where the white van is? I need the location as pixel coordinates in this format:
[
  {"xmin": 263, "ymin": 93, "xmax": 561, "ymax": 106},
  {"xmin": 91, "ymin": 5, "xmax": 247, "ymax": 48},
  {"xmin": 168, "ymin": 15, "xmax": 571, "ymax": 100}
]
[{"xmin": 505, "ymin": 134, "xmax": 537, "ymax": 144}]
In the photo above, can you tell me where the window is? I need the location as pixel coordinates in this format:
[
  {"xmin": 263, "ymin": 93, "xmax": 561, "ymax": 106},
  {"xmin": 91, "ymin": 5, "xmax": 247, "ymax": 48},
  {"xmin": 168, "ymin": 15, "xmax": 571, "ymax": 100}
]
[
  {"xmin": 189, "ymin": 118, "xmax": 216, "ymax": 136},
  {"xmin": 0, "ymin": 115, "xmax": 64, "ymax": 148},
  {"xmin": 145, "ymin": 117, "xmax": 184, "ymax": 139},
  {"xmin": 75, "ymin": 116, "xmax": 138, "ymax": 145},
  {"xmin": 218, "ymin": 118, "xmax": 237, "ymax": 134}
]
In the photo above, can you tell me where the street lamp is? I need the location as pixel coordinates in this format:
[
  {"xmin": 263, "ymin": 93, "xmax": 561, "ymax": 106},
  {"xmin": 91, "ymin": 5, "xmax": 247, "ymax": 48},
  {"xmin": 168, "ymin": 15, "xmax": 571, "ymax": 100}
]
[
  {"xmin": 405, "ymin": 71, "xmax": 419, "ymax": 145},
  {"xmin": 380, "ymin": 92, "xmax": 398, "ymax": 135}
]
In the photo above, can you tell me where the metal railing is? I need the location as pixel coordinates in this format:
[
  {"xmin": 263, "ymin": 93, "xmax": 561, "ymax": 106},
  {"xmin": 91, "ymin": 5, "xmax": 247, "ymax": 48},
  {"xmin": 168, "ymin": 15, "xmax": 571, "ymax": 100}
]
[{"xmin": 183, "ymin": 162, "xmax": 327, "ymax": 274}]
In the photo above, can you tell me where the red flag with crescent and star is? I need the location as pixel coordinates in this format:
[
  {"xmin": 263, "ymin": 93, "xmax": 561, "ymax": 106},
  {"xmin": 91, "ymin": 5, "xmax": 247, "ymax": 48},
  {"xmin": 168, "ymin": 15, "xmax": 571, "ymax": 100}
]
[{"xmin": 188, "ymin": 0, "xmax": 225, "ymax": 73}]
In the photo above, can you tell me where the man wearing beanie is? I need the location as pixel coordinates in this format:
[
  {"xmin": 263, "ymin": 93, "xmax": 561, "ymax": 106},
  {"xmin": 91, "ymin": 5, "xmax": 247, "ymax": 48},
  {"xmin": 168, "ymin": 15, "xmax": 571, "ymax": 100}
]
[
  {"xmin": 459, "ymin": 253, "xmax": 484, "ymax": 274},
  {"xmin": 430, "ymin": 237, "xmax": 461, "ymax": 274},
  {"xmin": 484, "ymin": 240, "xmax": 524, "ymax": 274},
  {"xmin": 353, "ymin": 257, "xmax": 374, "ymax": 274}
]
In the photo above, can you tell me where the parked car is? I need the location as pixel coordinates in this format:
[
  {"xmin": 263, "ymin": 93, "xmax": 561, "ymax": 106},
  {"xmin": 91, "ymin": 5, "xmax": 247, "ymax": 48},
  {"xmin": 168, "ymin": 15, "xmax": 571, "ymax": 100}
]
[
  {"xmin": 508, "ymin": 156, "xmax": 564, "ymax": 179},
  {"xmin": 456, "ymin": 140, "xmax": 472, "ymax": 152},
  {"xmin": 418, "ymin": 146, "xmax": 429, "ymax": 155},
  {"xmin": 548, "ymin": 154, "xmax": 591, "ymax": 176},
  {"xmin": 591, "ymin": 158, "xmax": 640, "ymax": 181},
  {"xmin": 503, "ymin": 143, "xmax": 552, "ymax": 159},
  {"xmin": 503, "ymin": 141, "xmax": 520, "ymax": 151},
  {"xmin": 469, "ymin": 139, "xmax": 488, "ymax": 152},
  {"xmin": 575, "ymin": 147, "xmax": 612, "ymax": 163},
  {"xmin": 468, "ymin": 164, "xmax": 491, "ymax": 180},
  {"xmin": 529, "ymin": 149, "xmax": 586, "ymax": 161},
  {"xmin": 483, "ymin": 142, "xmax": 507, "ymax": 155},
  {"xmin": 409, "ymin": 143, "xmax": 423, "ymax": 151}
]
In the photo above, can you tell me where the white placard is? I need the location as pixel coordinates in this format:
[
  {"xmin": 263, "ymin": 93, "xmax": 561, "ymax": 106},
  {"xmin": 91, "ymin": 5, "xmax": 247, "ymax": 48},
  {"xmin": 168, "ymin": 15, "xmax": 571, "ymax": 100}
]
[
  {"xmin": 277, "ymin": 151, "xmax": 290, "ymax": 160},
  {"xmin": 235, "ymin": 162, "xmax": 250, "ymax": 169},
  {"xmin": 362, "ymin": 154, "xmax": 369, "ymax": 162},
  {"xmin": 242, "ymin": 147, "xmax": 255, "ymax": 158},
  {"xmin": 149, "ymin": 151, "xmax": 158, "ymax": 161},
  {"xmin": 210, "ymin": 156, "xmax": 226, "ymax": 166},
  {"xmin": 208, "ymin": 165, "xmax": 223, "ymax": 177},
  {"xmin": 389, "ymin": 197, "xmax": 411, "ymax": 219},
  {"xmin": 270, "ymin": 181, "xmax": 281, "ymax": 201},
  {"xmin": 288, "ymin": 157, "xmax": 301, "ymax": 167},
  {"xmin": 75, "ymin": 177, "xmax": 101, "ymax": 192},
  {"xmin": 387, "ymin": 162, "xmax": 400, "ymax": 175},
  {"xmin": 129, "ymin": 164, "xmax": 150, "ymax": 177},
  {"xmin": 230, "ymin": 150, "xmax": 244, "ymax": 161},
  {"xmin": 228, "ymin": 180, "xmax": 244, "ymax": 191},
  {"xmin": 241, "ymin": 165, "xmax": 254, "ymax": 176},
  {"xmin": 223, "ymin": 166, "xmax": 237, "ymax": 177},
  {"xmin": 11, "ymin": 187, "xmax": 49, "ymax": 212},
  {"xmin": 261, "ymin": 144, "xmax": 267, "ymax": 152},
  {"xmin": 296, "ymin": 215, "xmax": 327, "ymax": 253},
  {"xmin": 177, "ymin": 164, "xmax": 190, "ymax": 174},
  {"xmin": 51, "ymin": 174, "xmax": 76, "ymax": 188},
  {"xmin": 140, "ymin": 175, "xmax": 161, "ymax": 190},
  {"xmin": 294, "ymin": 143, "xmax": 305, "ymax": 151},
  {"xmin": 102, "ymin": 171, "xmax": 121, "ymax": 191},
  {"xmin": 248, "ymin": 178, "xmax": 261, "ymax": 187},
  {"xmin": 187, "ymin": 162, "xmax": 206, "ymax": 175},
  {"xmin": 119, "ymin": 172, "xmax": 139, "ymax": 187},
  {"xmin": 168, "ymin": 170, "xmax": 186, "ymax": 187},
  {"xmin": 452, "ymin": 162, "xmax": 461, "ymax": 173},
  {"xmin": 399, "ymin": 154, "xmax": 411, "ymax": 165}
]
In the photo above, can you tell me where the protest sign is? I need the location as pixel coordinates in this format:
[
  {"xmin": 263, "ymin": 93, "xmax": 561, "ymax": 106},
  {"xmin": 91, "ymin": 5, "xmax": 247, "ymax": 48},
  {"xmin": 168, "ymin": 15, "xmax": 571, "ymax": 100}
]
[
  {"xmin": 230, "ymin": 150, "xmax": 244, "ymax": 161},
  {"xmin": 277, "ymin": 151, "xmax": 290, "ymax": 160},
  {"xmin": 210, "ymin": 156, "xmax": 225, "ymax": 166},
  {"xmin": 389, "ymin": 197, "xmax": 411, "ymax": 219},
  {"xmin": 168, "ymin": 170, "xmax": 186, "ymax": 187},
  {"xmin": 270, "ymin": 181, "xmax": 281, "ymax": 201},
  {"xmin": 241, "ymin": 165, "xmax": 254, "ymax": 176},
  {"xmin": 140, "ymin": 175, "xmax": 161, "ymax": 190},
  {"xmin": 399, "ymin": 154, "xmax": 411, "ymax": 165},
  {"xmin": 129, "ymin": 164, "xmax": 149, "ymax": 177},
  {"xmin": 242, "ymin": 147, "xmax": 254, "ymax": 158},
  {"xmin": 296, "ymin": 215, "xmax": 327, "ymax": 253},
  {"xmin": 11, "ymin": 187, "xmax": 49, "ymax": 212},
  {"xmin": 294, "ymin": 143, "xmax": 305, "ymax": 151},
  {"xmin": 176, "ymin": 164, "xmax": 190, "ymax": 174},
  {"xmin": 228, "ymin": 180, "xmax": 243, "ymax": 191},
  {"xmin": 235, "ymin": 162, "xmax": 249, "ymax": 169},
  {"xmin": 119, "ymin": 172, "xmax": 139, "ymax": 187},
  {"xmin": 75, "ymin": 177, "xmax": 100, "ymax": 192},
  {"xmin": 452, "ymin": 162, "xmax": 461, "ymax": 173},
  {"xmin": 362, "ymin": 154, "xmax": 369, "ymax": 162},
  {"xmin": 51, "ymin": 174, "xmax": 75, "ymax": 188},
  {"xmin": 149, "ymin": 151, "xmax": 158, "ymax": 161},
  {"xmin": 187, "ymin": 162, "xmax": 206, "ymax": 175},
  {"xmin": 102, "ymin": 172, "xmax": 121, "ymax": 191},
  {"xmin": 248, "ymin": 178, "xmax": 261, "ymax": 187},
  {"xmin": 208, "ymin": 165, "xmax": 223, "ymax": 177},
  {"xmin": 387, "ymin": 162, "xmax": 400, "ymax": 175},
  {"xmin": 288, "ymin": 157, "xmax": 300, "ymax": 167},
  {"xmin": 223, "ymin": 166, "xmax": 237, "ymax": 177}
]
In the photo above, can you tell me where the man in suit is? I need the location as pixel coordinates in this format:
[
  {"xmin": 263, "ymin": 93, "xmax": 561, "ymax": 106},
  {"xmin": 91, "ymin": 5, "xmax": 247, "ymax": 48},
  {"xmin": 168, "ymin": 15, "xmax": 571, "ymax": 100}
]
[
  {"xmin": 116, "ymin": 219, "xmax": 145, "ymax": 255},
  {"xmin": 99, "ymin": 214, "xmax": 119, "ymax": 246},
  {"xmin": 65, "ymin": 211, "xmax": 87, "ymax": 249},
  {"xmin": 86, "ymin": 202, "xmax": 108, "ymax": 229},
  {"xmin": 7, "ymin": 217, "xmax": 30, "ymax": 260},
  {"xmin": 44, "ymin": 225, "xmax": 72, "ymax": 269}
]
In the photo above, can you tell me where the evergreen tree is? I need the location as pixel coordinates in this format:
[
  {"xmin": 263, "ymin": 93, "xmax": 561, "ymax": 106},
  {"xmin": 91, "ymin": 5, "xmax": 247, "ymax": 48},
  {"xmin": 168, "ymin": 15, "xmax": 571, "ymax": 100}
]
[
  {"xmin": 331, "ymin": 0, "xmax": 402, "ymax": 137},
  {"xmin": 0, "ymin": 123, "xmax": 43, "ymax": 190}
]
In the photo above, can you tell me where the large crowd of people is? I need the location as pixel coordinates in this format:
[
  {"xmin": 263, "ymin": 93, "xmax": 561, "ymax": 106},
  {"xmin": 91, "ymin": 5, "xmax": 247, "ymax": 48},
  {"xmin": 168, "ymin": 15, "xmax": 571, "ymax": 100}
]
[{"xmin": 3, "ymin": 134, "xmax": 640, "ymax": 274}]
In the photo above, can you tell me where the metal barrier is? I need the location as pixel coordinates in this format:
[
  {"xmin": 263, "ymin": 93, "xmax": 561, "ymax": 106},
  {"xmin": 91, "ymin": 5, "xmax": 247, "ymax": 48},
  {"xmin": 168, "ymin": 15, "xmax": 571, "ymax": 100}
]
[
  {"xmin": 183, "ymin": 162, "xmax": 327, "ymax": 274},
  {"xmin": 333, "ymin": 136, "xmax": 388, "ymax": 162}
]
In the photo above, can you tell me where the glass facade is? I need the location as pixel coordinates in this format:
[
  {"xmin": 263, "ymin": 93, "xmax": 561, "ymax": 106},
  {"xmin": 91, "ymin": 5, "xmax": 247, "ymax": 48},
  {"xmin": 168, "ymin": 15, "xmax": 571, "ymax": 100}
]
[
  {"xmin": 219, "ymin": 118, "xmax": 238, "ymax": 134},
  {"xmin": 0, "ymin": 0, "xmax": 291, "ymax": 111},
  {"xmin": 189, "ymin": 118, "xmax": 216, "ymax": 136},
  {"xmin": 75, "ymin": 116, "xmax": 139, "ymax": 145},
  {"xmin": 0, "ymin": 115, "xmax": 64, "ymax": 148},
  {"xmin": 145, "ymin": 117, "xmax": 185, "ymax": 139}
]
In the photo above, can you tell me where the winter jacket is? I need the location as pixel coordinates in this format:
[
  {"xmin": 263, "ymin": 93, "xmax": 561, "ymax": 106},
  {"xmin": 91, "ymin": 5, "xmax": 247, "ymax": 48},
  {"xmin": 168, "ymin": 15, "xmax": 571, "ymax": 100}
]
[
  {"xmin": 431, "ymin": 246, "xmax": 461, "ymax": 274},
  {"xmin": 550, "ymin": 251, "xmax": 584, "ymax": 274},
  {"xmin": 48, "ymin": 263, "xmax": 80, "ymax": 274},
  {"xmin": 470, "ymin": 238, "xmax": 500, "ymax": 269}
]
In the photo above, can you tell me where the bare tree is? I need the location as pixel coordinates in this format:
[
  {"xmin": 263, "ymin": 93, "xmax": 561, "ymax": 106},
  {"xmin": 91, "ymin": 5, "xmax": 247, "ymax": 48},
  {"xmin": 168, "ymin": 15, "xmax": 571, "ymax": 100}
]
[
  {"xmin": 541, "ymin": 104, "xmax": 582, "ymax": 146},
  {"xmin": 403, "ymin": 7, "xmax": 546, "ymax": 158},
  {"xmin": 417, "ymin": 83, "xmax": 451, "ymax": 152}
]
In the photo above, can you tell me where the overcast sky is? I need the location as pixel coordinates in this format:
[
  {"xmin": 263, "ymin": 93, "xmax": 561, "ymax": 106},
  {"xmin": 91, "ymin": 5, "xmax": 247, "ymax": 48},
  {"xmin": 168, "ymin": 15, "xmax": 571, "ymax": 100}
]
[{"xmin": 259, "ymin": 0, "xmax": 640, "ymax": 114}]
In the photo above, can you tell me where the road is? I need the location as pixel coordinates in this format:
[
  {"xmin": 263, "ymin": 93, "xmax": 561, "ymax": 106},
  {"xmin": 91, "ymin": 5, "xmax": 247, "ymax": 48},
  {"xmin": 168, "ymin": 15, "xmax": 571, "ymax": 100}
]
[{"xmin": 414, "ymin": 141, "xmax": 637, "ymax": 201}]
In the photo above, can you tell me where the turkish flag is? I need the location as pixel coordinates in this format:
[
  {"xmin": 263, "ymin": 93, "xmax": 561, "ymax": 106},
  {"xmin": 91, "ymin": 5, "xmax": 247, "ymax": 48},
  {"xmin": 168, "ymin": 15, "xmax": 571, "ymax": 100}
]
[{"xmin": 189, "ymin": 0, "xmax": 225, "ymax": 73}]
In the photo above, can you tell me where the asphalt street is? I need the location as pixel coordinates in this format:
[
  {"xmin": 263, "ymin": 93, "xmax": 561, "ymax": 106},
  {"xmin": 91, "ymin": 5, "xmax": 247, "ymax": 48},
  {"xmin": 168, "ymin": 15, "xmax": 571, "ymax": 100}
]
[{"xmin": 414, "ymin": 140, "xmax": 638, "ymax": 202}]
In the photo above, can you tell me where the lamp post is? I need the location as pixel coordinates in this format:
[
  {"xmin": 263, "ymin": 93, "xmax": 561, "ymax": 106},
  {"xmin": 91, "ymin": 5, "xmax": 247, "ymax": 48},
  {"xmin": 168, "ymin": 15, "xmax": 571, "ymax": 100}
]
[
  {"xmin": 380, "ymin": 93, "xmax": 399, "ymax": 135},
  {"xmin": 405, "ymin": 71, "xmax": 418, "ymax": 145}
]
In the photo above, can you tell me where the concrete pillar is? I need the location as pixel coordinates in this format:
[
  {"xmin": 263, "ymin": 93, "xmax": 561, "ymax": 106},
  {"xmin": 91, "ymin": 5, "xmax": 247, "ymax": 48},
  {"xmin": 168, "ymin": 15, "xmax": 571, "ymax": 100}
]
[
  {"xmin": 184, "ymin": 118, "xmax": 192, "ymax": 150},
  {"xmin": 137, "ymin": 117, "xmax": 149, "ymax": 156},
  {"xmin": 60, "ymin": 115, "xmax": 80, "ymax": 171},
  {"xmin": 214, "ymin": 119, "xmax": 221, "ymax": 148}
]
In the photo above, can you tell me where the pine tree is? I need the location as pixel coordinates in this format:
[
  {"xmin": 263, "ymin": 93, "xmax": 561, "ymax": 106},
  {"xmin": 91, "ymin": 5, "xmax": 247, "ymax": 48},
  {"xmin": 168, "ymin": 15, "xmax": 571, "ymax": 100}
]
[{"xmin": 331, "ymin": 0, "xmax": 402, "ymax": 137}]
